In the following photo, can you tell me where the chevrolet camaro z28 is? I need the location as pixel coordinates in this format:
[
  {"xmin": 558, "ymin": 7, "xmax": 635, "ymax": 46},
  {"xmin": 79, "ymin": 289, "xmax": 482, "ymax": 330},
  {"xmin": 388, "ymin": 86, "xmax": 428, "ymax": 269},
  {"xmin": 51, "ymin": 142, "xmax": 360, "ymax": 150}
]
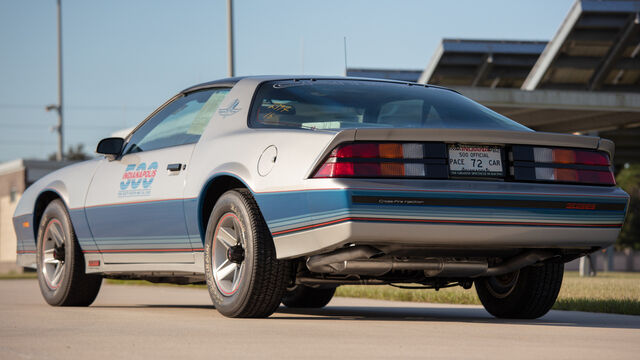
[{"xmin": 13, "ymin": 76, "xmax": 629, "ymax": 318}]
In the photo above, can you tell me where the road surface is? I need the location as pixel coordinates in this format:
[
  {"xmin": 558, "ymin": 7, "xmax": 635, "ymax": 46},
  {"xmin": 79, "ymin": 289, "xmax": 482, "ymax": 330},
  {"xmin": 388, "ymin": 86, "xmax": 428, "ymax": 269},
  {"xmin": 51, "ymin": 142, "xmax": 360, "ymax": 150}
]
[{"xmin": 1, "ymin": 279, "xmax": 639, "ymax": 359}]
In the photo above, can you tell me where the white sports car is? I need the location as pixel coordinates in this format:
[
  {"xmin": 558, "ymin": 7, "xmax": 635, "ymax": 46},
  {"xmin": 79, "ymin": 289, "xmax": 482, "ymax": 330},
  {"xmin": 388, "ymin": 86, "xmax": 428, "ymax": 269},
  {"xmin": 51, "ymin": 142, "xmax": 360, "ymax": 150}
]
[{"xmin": 14, "ymin": 76, "xmax": 629, "ymax": 318}]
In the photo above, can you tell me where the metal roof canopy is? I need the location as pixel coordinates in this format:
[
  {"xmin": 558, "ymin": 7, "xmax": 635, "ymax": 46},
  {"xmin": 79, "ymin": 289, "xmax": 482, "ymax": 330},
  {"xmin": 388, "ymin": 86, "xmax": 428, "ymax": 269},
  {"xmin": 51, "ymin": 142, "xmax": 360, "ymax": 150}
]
[
  {"xmin": 455, "ymin": 85, "xmax": 640, "ymax": 167},
  {"xmin": 346, "ymin": 68, "xmax": 423, "ymax": 83},
  {"xmin": 522, "ymin": 0, "xmax": 640, "ymax": 91},
  {"xmin": 457, "ymin": 86, "xmax": 640, "ymax": 131},
  {"xmin": 418, "ymin": 39, "xmax": 547, "ymax": 88}
]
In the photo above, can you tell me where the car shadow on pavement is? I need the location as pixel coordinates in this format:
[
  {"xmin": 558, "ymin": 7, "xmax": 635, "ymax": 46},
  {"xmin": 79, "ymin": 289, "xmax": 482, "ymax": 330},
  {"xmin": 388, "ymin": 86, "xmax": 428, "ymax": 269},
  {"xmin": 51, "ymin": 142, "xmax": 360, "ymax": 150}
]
[
  {"xmin": 275, "ymin": 305, "xmax": 640, "ymax": 330},
  {"xmin": 91, "ymin": 304, "xmax": 216, "ymax": 310}
]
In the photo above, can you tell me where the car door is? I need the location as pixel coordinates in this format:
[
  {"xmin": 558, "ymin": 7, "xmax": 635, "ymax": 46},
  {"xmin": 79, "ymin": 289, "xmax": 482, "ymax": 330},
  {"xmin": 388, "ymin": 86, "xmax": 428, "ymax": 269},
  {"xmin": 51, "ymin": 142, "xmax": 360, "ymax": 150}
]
[{"xmin": 84, "ymin": 88, "xmax": 230, "ymax": 264}]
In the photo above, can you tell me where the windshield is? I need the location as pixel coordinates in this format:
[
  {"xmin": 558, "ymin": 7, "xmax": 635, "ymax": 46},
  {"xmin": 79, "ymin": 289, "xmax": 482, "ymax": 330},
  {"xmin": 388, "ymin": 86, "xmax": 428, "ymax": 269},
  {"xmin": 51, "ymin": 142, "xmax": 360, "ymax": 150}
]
[{"xmin": 249, "ymin": 80, "xmax": 531, "ymax": 132}]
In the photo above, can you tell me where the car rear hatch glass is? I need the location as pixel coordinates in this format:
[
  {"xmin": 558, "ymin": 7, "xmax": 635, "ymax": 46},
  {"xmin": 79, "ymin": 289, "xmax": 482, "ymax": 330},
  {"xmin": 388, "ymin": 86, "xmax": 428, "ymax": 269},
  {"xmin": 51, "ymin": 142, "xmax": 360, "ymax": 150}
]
[{"xmin": 249, "ymin": 79, "xmax": 530, "ymax": 132}]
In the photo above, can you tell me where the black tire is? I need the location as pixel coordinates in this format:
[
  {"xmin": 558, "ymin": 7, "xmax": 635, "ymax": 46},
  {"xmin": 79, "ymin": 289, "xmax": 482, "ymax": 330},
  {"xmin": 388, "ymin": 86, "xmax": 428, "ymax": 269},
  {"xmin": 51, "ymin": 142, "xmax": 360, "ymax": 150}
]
[
  {"xmin": 36, "ymin": 199, "xmax": 102, "ymax": 306},
  {"xmin": 282, "ymin": 285, "xmax": 336, "ymax": 308},
  {"xmin": 204, "ymin": 189, "xmax": 290, "ymax": 318},
  {"xmin": 475, "ymin": 262, "xmax": 564, "ymax": 319}
]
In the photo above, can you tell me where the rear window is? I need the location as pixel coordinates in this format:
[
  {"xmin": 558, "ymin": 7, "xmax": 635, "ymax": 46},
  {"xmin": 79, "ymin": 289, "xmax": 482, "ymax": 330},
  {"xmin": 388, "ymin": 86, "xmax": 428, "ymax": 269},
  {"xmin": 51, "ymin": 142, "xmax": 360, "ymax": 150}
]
[{"xmin": 249, "ymin": 80, "xmax": 530, "ymax": 131}]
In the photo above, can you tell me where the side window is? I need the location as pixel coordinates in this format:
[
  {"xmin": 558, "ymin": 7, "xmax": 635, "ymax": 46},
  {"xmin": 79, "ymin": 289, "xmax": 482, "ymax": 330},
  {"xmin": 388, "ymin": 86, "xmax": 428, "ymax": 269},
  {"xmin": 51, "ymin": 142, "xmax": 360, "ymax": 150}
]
[{"xmin": 124, "ymin": 88, "xmax": 230, "ymax": 154}]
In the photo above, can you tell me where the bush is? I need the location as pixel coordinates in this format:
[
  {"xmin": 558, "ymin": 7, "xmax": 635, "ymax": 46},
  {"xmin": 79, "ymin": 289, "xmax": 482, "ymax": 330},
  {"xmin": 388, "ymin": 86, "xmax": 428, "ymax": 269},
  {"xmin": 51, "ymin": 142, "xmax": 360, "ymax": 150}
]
[{"xmin": 616, "ymin": 164, "xmax": 640, "ymax": 250}]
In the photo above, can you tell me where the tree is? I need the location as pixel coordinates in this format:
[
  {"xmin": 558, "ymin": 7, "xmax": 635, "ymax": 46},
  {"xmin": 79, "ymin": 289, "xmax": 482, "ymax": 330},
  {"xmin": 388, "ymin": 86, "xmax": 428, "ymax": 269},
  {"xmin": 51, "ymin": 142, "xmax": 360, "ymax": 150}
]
[
  {"xmin": 48, "ymin": 143, "xmax": 91, "ymax": 161},
  {"xmin": 616, "ymin": 164, "xmax": 640, "ymax": 250}
]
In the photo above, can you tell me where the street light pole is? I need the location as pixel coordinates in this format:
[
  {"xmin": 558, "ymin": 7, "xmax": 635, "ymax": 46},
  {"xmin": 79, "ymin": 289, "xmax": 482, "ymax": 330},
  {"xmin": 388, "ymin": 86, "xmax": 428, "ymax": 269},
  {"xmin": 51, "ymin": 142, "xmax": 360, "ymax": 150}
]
[
  {"xmin": 56, "ymin": 0, "xmax": 64, "ymax": 161},
  {"xmin": 227, "ymin": 0, "xmax": 235, "ymax": 77},
  {"xmin": 343, "ymin": 36, "xmax": 348, "ymax": 76}
]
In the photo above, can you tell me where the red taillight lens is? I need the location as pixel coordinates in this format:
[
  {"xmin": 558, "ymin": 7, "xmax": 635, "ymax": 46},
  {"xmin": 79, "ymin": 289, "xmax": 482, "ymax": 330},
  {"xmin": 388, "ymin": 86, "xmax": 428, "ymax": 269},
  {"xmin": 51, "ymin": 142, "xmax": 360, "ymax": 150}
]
[
  {"xmin": 315, "ymin": 161, "xmax": 384, "ymax": 177},
  {"xmin": 578, "ymin": 170, "xmax": 615, "ymax": 184},
  {"xmin": 334, "ymin": 143, "xmax": 379, "ymax": 158},
  {"xmin": 575, "ymin": 151, "xmax": 610, "ymax": 166},
  {"xmin": 315, "ymin": 162, "xmax": 354, "ymax": 177}
]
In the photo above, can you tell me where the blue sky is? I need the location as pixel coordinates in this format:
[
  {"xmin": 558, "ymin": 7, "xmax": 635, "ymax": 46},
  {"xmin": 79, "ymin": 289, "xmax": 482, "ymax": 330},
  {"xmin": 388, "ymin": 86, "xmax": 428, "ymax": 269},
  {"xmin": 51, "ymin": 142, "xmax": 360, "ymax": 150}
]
[{"xmin": 0, "ymin": 0, "xmax": 575, "ymax": 162}]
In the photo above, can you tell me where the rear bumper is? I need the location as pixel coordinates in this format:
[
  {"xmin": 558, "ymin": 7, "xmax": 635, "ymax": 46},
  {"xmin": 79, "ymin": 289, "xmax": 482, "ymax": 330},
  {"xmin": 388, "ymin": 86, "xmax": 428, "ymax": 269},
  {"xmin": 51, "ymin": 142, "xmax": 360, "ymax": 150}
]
[
  {"xmin": 255, "ymin": 179, "xmax": 629, "ymax": 259},
  {"xmin": 273, "ymin": 221, "xmax": 622, "ymax": 259}
]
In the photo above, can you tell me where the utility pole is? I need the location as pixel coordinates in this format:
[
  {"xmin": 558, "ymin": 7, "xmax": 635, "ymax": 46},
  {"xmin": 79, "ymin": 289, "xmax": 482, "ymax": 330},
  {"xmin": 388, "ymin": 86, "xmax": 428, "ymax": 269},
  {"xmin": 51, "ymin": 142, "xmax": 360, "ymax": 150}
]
[
  {"xmin": 343, "ymin": 36, "xmax": 348, "ymax": 76},
  {"xmin": 227, "ymin": 0, "xmax": 235, "ymax": 77},
  {"xmin": 47, "ymin": 0, "xmax": 64, "ymax": 161}
]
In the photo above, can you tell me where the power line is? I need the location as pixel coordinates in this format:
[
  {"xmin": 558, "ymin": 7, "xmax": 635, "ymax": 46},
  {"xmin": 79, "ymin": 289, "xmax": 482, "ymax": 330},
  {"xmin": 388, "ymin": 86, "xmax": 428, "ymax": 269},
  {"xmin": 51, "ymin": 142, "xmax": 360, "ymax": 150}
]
[
  {"xmin": 0, "ymin": 104, "xmax": 152, "ymax": 111},
  {"xmin": 0, "ymin": 104, "xmax": 43, "ymax": 109},
  {"xmin": 0, "ymin": 124, "xmax": 127, "ymax": 130},
  {"xmin": 0, "ymin": 140, "xmax": 58, "ymax": 145},
  {"xmin": 0, "ymin": 118, "xmax": 134, "ymax": 127}
]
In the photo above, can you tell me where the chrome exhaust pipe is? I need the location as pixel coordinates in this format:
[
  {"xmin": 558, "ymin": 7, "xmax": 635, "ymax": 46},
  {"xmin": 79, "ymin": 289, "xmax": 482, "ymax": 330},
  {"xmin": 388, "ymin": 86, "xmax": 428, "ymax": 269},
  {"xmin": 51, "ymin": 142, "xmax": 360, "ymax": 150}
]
[
  {"xmin": 306, "ymin": 246, "xmax": 382, "ymax": 274},
  {"xmin": 307, "ymin": 247, "xmax": 489, "ymax": 277},
  {"xmin": 482, "ymin": 250, "xmax": 555, "ymax": 277},
  {"xmin": 306, "ymin": 248, "xmax": 555, "ymax": 278}
]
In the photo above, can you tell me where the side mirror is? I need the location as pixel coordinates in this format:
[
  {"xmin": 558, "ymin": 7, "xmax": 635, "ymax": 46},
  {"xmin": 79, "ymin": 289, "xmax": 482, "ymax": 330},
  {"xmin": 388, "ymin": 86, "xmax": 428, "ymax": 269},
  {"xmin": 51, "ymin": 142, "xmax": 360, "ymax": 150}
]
[{"xmin": 96, "ymin": 137, "xmax": 124, "ymax": 160}]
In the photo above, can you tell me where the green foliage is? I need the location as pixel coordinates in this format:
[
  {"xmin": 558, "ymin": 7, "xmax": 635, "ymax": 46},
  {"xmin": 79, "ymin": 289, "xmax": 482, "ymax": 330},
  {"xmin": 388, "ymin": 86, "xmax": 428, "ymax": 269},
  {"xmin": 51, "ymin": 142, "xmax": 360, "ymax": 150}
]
[
  {"xmin": 616, "ymin": 164, "xmax": 640, "ymax": 250},
  {"xmin": 0, "ymin": 272, "xmax": 37, "ymax": 279},
  {"xmin": 48, "ymin": 143, "xmax": 90, "ymax": 161}
]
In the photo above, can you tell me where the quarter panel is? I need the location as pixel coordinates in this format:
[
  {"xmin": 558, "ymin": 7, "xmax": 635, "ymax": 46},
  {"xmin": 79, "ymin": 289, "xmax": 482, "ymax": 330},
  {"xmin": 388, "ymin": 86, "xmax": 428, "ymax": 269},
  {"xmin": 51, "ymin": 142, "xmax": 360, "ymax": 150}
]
[
  {"xmin": 13, "ymin": 159, "xmax": 101, "ymax": 266},
  {"xmin": 185, "ymin": 77, "xmax": 342, "ymax": 244}
]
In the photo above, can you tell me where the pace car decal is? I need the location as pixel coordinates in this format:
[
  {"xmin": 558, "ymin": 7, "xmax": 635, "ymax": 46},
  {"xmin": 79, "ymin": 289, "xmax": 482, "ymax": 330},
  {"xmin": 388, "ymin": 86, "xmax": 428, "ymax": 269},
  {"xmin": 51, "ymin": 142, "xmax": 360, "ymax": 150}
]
[
  {"xmin": 118, "ymin": 161, "xmax": 158, "ymax": 198},
  {"xmin": 218, "ymin": 98, "xmax": 241, "ymax": 117}
]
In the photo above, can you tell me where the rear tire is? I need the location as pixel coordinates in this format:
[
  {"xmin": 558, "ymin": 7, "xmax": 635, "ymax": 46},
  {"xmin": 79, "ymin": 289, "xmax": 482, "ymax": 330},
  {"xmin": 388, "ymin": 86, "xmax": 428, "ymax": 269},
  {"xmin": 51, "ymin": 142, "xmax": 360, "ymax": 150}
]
[
  {"xmin": 475, "ymin": 262, "xmax": 563, "ymax": 319},
  {"xmin": 282, "ymin": 285, "xmax": 336, "ymax": 308},
  {"xmin": 36, "ymin": 199, "xmax": 102, "ymax": 306},
  {"xmin": 204, "ymin": 189, "xmax": 290, "ymax": 318}
]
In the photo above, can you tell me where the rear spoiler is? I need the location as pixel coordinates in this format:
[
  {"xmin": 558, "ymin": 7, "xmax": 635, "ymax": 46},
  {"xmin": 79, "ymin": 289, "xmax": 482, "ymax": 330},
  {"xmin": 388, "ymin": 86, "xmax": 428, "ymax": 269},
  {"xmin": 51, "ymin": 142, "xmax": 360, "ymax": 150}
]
[{"xmin": 307, "ymin": 128, "xmax": 614, "ymax": 179}]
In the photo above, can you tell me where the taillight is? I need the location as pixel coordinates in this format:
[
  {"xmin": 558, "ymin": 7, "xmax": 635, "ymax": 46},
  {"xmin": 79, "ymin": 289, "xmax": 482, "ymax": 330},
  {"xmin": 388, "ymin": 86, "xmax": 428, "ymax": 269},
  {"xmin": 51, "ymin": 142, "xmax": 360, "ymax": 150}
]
[
  {"xmin": 532, "ymin": 148, "xmax": 610, "ymax": 166},
  {"xmin": 313, "ymin": 142, "xmax": 448, "ymax": 179},
  {"xmin": 512, "ymin": 146, "xmax": 615, "ymax": 186}
]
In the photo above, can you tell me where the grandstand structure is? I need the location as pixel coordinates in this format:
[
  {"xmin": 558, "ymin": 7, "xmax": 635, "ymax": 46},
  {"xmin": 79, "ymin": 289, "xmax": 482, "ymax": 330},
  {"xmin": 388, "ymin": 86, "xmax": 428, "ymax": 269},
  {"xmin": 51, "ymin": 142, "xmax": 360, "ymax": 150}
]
[{"xmin": 347, "ymin": 0, "xmax": 640, "ymax": 167}]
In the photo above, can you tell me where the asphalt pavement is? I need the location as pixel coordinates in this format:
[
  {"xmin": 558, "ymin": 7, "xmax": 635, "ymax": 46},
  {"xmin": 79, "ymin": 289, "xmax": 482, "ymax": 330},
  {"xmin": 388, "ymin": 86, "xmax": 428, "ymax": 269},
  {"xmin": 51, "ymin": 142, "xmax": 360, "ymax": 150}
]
[{"xmin": 1, "ymin": 279, "xmax": 639, "ymax": 359}]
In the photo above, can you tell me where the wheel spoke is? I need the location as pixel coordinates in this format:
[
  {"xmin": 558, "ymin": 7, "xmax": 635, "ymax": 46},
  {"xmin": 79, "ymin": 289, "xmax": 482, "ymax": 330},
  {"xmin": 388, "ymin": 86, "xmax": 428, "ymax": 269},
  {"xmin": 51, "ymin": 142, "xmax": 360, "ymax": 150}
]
[
  {"xmin": 49, "ymin": 224, "xmax": 65, "ymax": 247},
  {"xmin": 216, "ymin": 260, "xmax": 237, "ymax": 281},
  {"xmin": 44, "ymin": 257, "xmax": 60, "ymax": 265},
  {"xmin": 52, "ymin": 263, "xmax": 65, "ymax": 285},
  {"xmin": 231, "ymin": 266, "xmax": 240, "ymax": 285},
  {"xmin": 217, "ymin": 226, "xmax": 237, "ymax": 248}
]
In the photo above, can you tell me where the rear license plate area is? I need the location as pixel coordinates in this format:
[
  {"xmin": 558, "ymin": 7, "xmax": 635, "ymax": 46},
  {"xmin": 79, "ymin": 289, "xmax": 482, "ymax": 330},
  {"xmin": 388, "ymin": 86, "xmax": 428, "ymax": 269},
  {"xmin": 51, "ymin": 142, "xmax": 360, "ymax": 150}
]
[{"xmin": 448, "ymin": 144, "xmax": 504, "ymax": 178}]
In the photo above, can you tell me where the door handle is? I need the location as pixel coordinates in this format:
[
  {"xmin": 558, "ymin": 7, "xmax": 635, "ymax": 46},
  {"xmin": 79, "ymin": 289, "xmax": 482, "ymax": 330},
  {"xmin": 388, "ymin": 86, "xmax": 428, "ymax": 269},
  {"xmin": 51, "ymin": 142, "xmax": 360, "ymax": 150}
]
[{"xmin": 167, "ymin": 163, "xmax": 183, "ymax": 172}]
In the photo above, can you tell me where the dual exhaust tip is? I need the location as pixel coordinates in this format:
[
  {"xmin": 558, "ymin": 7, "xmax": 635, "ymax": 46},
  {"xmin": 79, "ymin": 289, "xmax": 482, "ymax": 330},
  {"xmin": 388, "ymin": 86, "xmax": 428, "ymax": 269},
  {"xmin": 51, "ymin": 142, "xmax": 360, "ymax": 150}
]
[{"xmin": 306, "ymin": 246, "xmax": 554, "ymax": 278}]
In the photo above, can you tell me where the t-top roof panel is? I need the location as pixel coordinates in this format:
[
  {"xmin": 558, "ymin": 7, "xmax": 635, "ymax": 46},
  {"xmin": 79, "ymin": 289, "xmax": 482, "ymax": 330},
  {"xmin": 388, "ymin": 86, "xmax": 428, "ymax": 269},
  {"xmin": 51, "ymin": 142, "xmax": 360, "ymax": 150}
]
[
  {"xmin": 522, "ymin": 0, "xmax": 640, "ymax": 92},
  {"xmin": 418, "ymin": 39, "xmax": 547, "ymax": 89}
]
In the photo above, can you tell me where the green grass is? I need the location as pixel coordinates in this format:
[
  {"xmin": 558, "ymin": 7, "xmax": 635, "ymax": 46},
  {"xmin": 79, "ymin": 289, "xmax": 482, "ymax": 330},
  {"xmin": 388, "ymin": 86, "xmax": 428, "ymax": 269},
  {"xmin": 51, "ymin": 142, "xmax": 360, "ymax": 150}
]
[
  {"xmin": 0, "ymin": 271, "xmax": 37, "ymax": 280},
  {"xmin": 335, "ymin": 271, "xmax": 640, "ymax": 316},
  {"xmin": 553, "ymin": 272, "xmax": 640, "ymax": 315}
]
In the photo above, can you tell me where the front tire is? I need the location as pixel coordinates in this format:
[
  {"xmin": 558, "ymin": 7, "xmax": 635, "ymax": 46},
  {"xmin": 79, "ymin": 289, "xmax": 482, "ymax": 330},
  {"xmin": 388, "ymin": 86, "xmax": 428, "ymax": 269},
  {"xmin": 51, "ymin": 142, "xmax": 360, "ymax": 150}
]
[
  {"xmin": 36, "ymin": 199, "xmax": 102, "ymax": 306},
  {"xmin": 204, "ymin": 189, "xmax": 290, "ymax": 318},
  {"xmin": 475, "ymin": 262, "xmax": 564, "ymax": 319}
]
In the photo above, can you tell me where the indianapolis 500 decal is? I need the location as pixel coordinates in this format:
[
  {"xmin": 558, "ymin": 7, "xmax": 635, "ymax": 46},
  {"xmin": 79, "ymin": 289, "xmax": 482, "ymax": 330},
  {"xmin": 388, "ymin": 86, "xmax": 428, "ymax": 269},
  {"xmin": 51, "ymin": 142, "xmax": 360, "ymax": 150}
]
[{"xmin": 118, "ymin": 162, "xmax": 158, "ymax": 197}]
